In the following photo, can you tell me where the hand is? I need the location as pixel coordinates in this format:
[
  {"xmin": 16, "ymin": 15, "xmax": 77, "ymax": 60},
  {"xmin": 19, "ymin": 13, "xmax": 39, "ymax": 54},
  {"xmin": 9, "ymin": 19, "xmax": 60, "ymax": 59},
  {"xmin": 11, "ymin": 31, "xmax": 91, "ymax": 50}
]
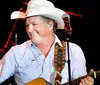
[{"xmin": 79, "ymin": 69, "xmax": 94, "ymax": 85}]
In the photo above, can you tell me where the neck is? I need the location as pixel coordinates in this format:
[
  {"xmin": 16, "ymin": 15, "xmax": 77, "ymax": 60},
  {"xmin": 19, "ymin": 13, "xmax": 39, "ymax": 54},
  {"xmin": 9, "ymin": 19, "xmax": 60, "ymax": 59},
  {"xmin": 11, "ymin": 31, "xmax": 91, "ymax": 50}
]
[{"xmin": 34, "ymin": 34, "xmax": 55, "ymax": 57}]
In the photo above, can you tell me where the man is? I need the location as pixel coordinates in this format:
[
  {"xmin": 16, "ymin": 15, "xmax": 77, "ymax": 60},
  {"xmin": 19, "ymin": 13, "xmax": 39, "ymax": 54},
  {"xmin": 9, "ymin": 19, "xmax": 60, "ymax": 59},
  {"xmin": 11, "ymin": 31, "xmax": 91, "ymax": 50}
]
[{"xmin": 0, "ymin": 0, "xmax": 94, "ymax": 85}]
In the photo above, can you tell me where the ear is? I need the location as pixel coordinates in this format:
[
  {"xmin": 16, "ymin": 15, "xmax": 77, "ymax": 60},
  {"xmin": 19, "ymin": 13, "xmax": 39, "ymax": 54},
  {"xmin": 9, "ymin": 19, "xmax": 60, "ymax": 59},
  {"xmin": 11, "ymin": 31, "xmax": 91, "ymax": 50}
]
[
  {"xmin": 48, "ymin": 20, "xmax": 54, "ymax": 28},
  {"xmin": 48, "ymin": 24, "xmax": 52, "ymax": 27}
]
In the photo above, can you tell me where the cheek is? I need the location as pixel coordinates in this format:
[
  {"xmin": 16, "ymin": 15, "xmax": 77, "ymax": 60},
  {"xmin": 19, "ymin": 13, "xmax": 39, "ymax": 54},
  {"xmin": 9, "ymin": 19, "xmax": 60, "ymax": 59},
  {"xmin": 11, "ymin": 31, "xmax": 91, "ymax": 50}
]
[
  {"xmin": 35, "ymin": 24, "xmax": 50, "ymax": 35},
  {"xmin": 36, "ymin": 27, "xmax": 40, "ymax": 31},
  {"xmin": 35, "ymin": 26, "xmax": 44, "ymax": 33}
]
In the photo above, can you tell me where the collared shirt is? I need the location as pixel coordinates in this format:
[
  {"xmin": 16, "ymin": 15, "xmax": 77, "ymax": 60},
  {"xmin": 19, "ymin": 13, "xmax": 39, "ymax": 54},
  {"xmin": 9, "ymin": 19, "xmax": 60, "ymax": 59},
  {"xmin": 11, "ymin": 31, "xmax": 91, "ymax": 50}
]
[{"xmin": 0, "ymin": 35, "xmax": 87, "ymax": 85}]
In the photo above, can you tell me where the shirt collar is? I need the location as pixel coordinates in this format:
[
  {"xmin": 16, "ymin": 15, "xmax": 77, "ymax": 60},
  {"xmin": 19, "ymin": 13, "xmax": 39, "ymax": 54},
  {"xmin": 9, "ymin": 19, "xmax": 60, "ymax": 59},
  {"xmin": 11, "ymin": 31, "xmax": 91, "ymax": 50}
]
[{"xmin": 54, "ymin": 34, "xmax": 63, "ymax": 47}]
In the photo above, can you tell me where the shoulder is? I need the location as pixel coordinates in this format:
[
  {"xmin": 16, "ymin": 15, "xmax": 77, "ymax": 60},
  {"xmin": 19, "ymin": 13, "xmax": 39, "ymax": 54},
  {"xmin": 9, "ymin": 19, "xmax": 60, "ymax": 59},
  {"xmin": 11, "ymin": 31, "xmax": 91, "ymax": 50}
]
[
  {"xmin": 11, "ymin": 40, "xmax": 31, "ymax": 50},
  {"xmin": 68, "ymin": 42, "xmax": 86, "ymax": 63},
  {"xmin": 5, "ymin": 40, "xmax": 31, "ymax": 58},
  {"xmin": 4, "ymin": 40, "xmax": 32, "ymax": 61},
  {"xmin": 69, "ymin": 42, "xmax": 83, "ymax": 51},
  {"xmin": 68, "ymin": 42, "xmax": 85, "ymax": 59}
]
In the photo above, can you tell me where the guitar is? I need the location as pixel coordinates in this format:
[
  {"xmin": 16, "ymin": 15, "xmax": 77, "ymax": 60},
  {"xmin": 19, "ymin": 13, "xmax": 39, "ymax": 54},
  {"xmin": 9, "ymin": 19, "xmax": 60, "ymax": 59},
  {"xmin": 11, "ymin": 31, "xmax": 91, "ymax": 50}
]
[{"xmin": 26, "ymin": 70, "xmax": 100, "ymax": 85}]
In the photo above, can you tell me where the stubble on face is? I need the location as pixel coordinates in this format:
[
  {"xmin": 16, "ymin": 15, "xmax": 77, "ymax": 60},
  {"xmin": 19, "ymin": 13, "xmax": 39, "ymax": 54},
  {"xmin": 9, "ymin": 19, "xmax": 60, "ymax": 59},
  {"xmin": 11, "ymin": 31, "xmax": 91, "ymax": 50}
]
[{"xmin": 26, "ymin": 16, "xmax": 54, "ymax": 45}]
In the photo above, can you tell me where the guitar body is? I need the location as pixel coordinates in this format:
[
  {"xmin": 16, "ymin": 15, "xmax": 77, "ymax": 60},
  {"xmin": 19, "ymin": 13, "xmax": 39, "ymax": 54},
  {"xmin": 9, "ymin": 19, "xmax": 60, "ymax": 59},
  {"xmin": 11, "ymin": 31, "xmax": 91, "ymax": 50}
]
[{"xmin": 26, "ymin": 78, "xmax": 48, "ymax": 85}]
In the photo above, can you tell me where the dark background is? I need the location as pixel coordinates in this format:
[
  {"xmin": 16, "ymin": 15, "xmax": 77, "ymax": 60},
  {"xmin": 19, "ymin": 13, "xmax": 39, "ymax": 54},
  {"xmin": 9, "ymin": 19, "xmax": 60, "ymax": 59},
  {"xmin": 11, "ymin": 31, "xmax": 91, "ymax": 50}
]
[{"xmin": 0, "ymin": 0, "xmax": 98, "ymax": 85}]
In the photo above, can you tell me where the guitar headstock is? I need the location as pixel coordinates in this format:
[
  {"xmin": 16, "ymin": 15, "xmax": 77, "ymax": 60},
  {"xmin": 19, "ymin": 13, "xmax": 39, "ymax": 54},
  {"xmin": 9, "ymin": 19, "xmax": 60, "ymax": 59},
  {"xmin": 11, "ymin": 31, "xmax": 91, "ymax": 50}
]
[{"xmin": 90, "ymin": 70, "xmax": 100, "ymax": 79}]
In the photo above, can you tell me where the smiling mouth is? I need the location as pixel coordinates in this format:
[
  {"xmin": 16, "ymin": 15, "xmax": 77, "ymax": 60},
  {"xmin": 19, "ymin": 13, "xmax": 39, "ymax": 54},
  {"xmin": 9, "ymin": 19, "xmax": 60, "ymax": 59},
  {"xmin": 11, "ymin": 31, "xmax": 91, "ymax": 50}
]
[{"xmin": 28, "ymin": 30, "xmax": 39, "ymax": 37}]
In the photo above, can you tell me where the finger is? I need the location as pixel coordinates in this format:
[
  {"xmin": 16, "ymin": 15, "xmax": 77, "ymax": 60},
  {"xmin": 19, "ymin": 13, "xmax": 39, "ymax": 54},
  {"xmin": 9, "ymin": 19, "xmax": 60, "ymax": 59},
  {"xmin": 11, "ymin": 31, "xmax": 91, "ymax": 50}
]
[
  {"xmin": 84, "ymin": 78, "xmax": 90, "ymax": 85},
  {"xmin": 79, "ymin": 82, "xmax": 82, "ymax": 85},
  {"xmin": 83, "ymin": 76, "xmax": 94, "ymax": 85},
  {"xmin": 80, "ymin": 78, "xmax": 86, "ymax": 85},
  {"xmin": 87, "ymin": 76, "xmax": 94, "ymax": 84}
]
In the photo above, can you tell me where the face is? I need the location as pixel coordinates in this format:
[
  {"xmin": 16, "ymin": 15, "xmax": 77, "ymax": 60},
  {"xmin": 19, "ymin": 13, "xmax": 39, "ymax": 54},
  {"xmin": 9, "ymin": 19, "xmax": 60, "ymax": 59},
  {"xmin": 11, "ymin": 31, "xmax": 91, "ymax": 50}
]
[{"xmin": 25, "ymin": 16, "xmax": 54, "ymax": 44}]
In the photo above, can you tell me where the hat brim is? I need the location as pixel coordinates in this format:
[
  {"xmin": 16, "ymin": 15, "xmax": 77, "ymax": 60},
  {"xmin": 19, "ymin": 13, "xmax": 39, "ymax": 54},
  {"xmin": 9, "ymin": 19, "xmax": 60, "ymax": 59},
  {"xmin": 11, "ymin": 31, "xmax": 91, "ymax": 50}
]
[{"xmin": 10, "ymin": 7, "xmax": 69, "ymax": 29}]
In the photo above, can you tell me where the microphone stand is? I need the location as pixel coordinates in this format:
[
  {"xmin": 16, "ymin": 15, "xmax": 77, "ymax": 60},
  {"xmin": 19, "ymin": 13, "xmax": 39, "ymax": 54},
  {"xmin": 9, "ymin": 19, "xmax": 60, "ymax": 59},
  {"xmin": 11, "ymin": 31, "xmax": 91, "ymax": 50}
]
[
  {"xmin": 0, "ymin": 2, "xmax": 27, "ymax": 54},
  {"xmin": 66, "ymin": 31, "xmax": 72, "ymax": 85},
  {"xmin": 63, "ymin": 17, "xmax": 72, "ymax": 85},
  {"xmin": 55, "ymin": 24, "xmax": 72, "ymax": 85},
  {"xmin": 4, "ymin": 19, "xmax": 18, "ymax": 50},
  {"xmin": 55, "ymin": 29, "xmax": 72, "ymax": 85}
]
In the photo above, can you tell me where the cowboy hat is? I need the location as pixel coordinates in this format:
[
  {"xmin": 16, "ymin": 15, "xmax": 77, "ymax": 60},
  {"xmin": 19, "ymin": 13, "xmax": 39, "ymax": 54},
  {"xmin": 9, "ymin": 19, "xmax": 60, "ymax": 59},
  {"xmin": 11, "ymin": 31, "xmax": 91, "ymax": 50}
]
[{"xmin": 10, "ymin": 0, "xmax": 70, "ymax": 29}]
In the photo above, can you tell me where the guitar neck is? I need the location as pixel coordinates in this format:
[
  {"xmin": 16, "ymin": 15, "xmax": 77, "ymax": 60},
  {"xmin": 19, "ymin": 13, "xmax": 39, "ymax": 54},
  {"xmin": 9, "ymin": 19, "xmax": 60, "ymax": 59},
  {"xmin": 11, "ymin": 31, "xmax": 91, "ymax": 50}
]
[
  {"xmin": 62, "ymin": 75, "xmax": 88, "ymax": 85},
  {"xmin": 62, "ymin": 71, "xmax": 100, "ymax": 85}
]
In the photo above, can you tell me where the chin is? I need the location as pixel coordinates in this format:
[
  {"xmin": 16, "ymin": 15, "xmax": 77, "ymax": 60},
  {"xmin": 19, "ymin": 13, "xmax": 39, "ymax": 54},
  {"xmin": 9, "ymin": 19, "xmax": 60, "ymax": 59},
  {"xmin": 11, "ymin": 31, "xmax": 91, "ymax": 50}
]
[{"xmin": 31, "ymin": 39, "xmax": 40, "ymax": 44}]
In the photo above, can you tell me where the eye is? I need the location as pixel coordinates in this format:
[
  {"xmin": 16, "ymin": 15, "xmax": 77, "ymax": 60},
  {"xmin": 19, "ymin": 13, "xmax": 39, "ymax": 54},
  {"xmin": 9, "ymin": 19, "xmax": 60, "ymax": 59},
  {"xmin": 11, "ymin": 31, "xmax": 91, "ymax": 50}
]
[
  {"xmin": 32, "ymin": 23, "xmax": 36, "ymax": 26},
  {"xmin": 26, "ymin": 24, "xmax": 29, "ymax": 27}
]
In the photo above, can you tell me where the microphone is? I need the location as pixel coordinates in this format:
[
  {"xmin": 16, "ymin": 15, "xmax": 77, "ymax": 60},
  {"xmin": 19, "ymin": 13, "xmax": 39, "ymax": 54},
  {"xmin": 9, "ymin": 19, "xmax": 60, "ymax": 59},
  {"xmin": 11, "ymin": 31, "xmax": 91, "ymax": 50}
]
[
  {"xmin": 62, "ymin": 14, "xmax": 72, "ymax": 37},
  {"xmin": 15, "ymin": 33, "xmax": 18, "ymax": 45},
  {"xmin": 62, "ymin": 13, "xmax": 70, "ymax": 19}
]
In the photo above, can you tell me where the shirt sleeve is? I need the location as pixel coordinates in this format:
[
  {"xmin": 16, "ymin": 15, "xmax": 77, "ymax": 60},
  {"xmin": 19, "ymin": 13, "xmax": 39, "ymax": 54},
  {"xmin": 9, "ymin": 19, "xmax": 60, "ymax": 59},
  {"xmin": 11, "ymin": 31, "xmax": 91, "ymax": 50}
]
[
  {"xmin": 59, "ymin": 42, "xmax": 87, "ymax": 84},
  {"xmin": 0, "ymin": 62, "xmax": 2, "ymax": 74},
  {"xmin": 70, "ymin": 43, "xmax": 87, "ymax": 79},
  {"xmin": 0, "ymin": 47, "xmax": 16, "ymax": 84},
  {"xmin": 0, "ymin": 57, "xmax": 5, "ymax": 75}
]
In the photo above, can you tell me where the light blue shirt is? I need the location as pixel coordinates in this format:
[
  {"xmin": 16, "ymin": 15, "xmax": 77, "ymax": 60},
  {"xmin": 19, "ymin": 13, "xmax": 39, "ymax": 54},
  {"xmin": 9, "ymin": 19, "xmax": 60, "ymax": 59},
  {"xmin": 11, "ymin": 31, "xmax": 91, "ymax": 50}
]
[{"xmin": 0, "ymin": 35, "xmax": 87, "ymax": 85}]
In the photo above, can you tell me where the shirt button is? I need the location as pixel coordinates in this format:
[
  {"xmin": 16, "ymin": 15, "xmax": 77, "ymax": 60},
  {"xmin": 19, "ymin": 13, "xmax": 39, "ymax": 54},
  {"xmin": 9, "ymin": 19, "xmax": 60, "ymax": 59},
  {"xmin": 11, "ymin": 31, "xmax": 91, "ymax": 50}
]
[{"xmin": 31, "ymin": 59, "xmax": 35, "ymax": 61}]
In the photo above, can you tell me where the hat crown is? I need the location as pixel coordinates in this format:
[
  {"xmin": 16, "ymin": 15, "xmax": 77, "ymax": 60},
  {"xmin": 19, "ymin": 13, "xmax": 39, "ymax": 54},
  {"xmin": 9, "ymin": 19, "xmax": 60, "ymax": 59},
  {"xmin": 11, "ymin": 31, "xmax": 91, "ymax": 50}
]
[
  {"xmin": 10, "ymin": 0, "xmax": 70, "ymax": 29},
  {"xmin": 26, "ymin": 0, "xmax": 54, "ymax": 14}
]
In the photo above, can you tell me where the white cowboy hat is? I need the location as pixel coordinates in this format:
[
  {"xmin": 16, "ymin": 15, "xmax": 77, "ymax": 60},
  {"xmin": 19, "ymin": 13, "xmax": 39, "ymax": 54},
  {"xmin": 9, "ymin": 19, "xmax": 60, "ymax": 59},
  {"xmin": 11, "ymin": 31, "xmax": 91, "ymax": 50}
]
[{"xmin": 10, "ymin": 0, "xmax": 70, "ymax": 29}]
